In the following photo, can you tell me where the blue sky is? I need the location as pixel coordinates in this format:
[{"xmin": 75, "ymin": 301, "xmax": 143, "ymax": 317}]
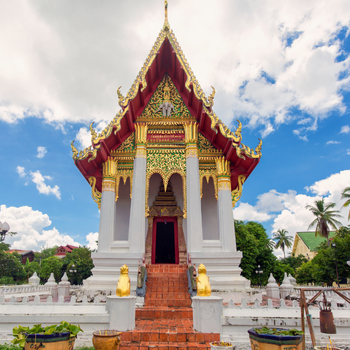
[{"xmin": 0, "ymin": 0, "xmax": 349, "ymax": 256}]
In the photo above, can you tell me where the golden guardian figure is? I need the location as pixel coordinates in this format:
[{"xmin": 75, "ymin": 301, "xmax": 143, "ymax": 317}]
[{"xmin": 116, "ymin": 264, "xmax": 131, "ymax": 297}]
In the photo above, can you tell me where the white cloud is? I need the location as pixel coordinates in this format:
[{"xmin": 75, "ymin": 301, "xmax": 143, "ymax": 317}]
[
  {"xmin": 36, "ymin": 146, "xmax": 47, "ymax": 158},
  {"xmin": 30, "ymin": 170, "xmax": 61, "ymax": 200},
  {"xmin": 233, "ymin": 202, "xmax": 273, "ymax": 222},
  {"xmin": 0, "ymin": 0, "xmax": 349, "ymax": 140},
  {"xmin": 347, "ymin": 148, "xmax": 350, "ymax": 155},
  {"xmin": 340, "ymin": 125, "xmax": 350, "ymax": 134},
  {"xmin": 326, "ymin": 140, "xmax": 340, "ymax": 145},
  {"xmin": 298, "ymin": 118, "xmax": 312, "ymax": 125},
  {"xmin": 75, "ymin": 121, "xmax": 108, "ymax": 149},
  {"xmin": 0, "ymin": 205, "xmax": 80, "ymax": 251},
  {"xmin": 235, "ymin": 170, "xmax": 350, "ymax": 255},
  {"xmin": 86, "ymin": 232, "xmax": 98, "ymax": 251},
  {"xmin": 75, "ymin": 127, "xmax": 91, "ymax": 149},
  {"xmin": 16, "ymin": 166, "xmax": 26, "ymax": 178}
]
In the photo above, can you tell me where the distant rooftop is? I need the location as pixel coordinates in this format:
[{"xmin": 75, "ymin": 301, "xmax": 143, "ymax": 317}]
[{"xmin": 297, "ymin": 231, "xmax": 336, "ymax": 251}]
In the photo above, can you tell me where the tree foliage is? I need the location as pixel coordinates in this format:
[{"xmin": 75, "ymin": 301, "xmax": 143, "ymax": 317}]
[
  {"xmin": 235, "ymin": 221, "xmax": 280, "ymax": 285},
  {"xmin": 295, "ymin": 229, "xmax": 350, "ymax": 285},
  {"xmin": 40, "ymin": 256, "xmax": 63, "ymax": 283},
  {"xmin": 341, "ymin": 186, "xmax": 350, "ymax": 220},
  {"xmin": 0, "ymin": 251, "xmax": 26, "ymax": 283},
  {"xmin": 273, "ymin": 229, "xmax": 293, "ymax": 259},
  {"xmin": 62, "ymin": 247, "xmax": 94, "ymax": 285},
  {"xmin": 306, "ymin": 198, "xmax": 342, "ymax": 246}
]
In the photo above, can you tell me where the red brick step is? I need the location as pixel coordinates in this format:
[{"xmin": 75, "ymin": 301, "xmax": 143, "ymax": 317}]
[{"xmin": 119, "ymin": 264, "xmax": 220, "ymax": 350}]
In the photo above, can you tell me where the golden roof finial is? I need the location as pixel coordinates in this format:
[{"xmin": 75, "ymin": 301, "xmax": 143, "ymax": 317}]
[{"xmin": 163, "ymin": 0, "xmax": 170, "ymax": 31}]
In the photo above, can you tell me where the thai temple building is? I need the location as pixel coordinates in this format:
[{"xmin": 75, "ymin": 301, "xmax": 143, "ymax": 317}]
[{"xmin": 72, "ymin": 1, "xmax": 261, "ymax": 291}]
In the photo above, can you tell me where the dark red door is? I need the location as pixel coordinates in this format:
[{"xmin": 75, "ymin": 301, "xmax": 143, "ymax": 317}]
[{"xmin": 152, "ymin": 217, "xmax": 179, "ymax": 264}]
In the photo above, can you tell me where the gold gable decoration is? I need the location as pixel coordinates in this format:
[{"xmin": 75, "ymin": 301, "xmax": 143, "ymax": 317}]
[
  {"xmin": 88, "ymin": 176, "xmax": 102, "ymax": 209},
  {"xmin": 231, "ymin": 174, "xmax": 246, "ymax": 208},
  {"xmin": 138, "ymin": 74, "xmax": 194, "ymax": 122},
  {"xmin": 113, "ymin": 134, "xmax": 135, "ymax": 154}
]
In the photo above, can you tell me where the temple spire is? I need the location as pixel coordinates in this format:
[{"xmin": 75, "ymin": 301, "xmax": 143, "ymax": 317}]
[{"xmin": 163, "ymin": 0, "xmax": 170, "ymax": 31}]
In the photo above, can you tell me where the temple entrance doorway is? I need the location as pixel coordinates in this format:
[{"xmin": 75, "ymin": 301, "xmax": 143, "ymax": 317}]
[{"xmin": 152, "ymin": 216, "xmax": 179, "ymax": 264}]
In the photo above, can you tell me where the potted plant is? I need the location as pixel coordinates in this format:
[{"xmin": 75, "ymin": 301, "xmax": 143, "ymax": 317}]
[
  {"xmin": 210, "ymin": 340, "xmax": 235, "ymax": 350},
  {"xmin": 12, "ymin": 321, "xmax": 83, "ymax": 350},
  {"xmin": 248, "ymin": 327, "xmax": 303, "ymax": 350}
]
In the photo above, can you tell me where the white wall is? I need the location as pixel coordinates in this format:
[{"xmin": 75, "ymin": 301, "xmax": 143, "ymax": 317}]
[
  {"xmin": 170, "ymin": 173, "xmax": 183, "ymax": 209},
  {"xmin": 114, "ymin": 178, "xmax": 131, "ymax": 241},
  {"xmin": 201, "ymin": 178, "xmax": 219, "ymax": 240},
  {"xmin": 148, "ymin": 173, "xmax": 162, "ymax": 207}
]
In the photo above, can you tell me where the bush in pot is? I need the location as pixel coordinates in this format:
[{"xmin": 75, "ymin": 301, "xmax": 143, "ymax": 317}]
[
  {"xmin": 12, "ymin": 321, "xmax": 83, "ymax": 349},
  {"xmin": 248, "ymin": 327, "xmax": 303, "ymax": 350}
]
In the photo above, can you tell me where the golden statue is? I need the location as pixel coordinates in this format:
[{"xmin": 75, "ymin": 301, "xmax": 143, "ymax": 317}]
[
  {"xmin": 116, "ymin": 264, "xmax": 130, "ymax": 297},
  {"xmin": 196, "ymin": 263, "xmax": 211, "ymax": 297}
]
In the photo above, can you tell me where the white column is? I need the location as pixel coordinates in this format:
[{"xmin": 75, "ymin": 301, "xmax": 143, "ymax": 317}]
[
  {"xmin": 185, "ymin": 122, "xmax": 203, "ymax": 253},
  {"xmin": 98, "ymin": 157, "xmax": 118, "ymax": 253},
  {"xmin": 216, "ymin": 157, "xmax": 236, "ymax": 252},
  {"xmin": 128, "ymin": 124, "xmax": 147, "ymax": 253}
]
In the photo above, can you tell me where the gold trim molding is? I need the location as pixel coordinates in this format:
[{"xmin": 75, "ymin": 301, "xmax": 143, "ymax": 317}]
[
  {"xmin": 218, "ymin": 177, "xmax": 231, "ymax": 192},
  {"xmin": 215, "ymin": 157, "xmax": 230, "ymax": 177}
]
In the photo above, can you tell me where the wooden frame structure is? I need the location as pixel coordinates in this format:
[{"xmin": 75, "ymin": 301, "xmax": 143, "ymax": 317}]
[{"xmin": 300, "ymin": 287, "xmax": 350, "ymax": 349}]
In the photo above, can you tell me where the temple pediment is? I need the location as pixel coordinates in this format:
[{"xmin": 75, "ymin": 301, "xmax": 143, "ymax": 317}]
[{"xmin": 72, "ymin": 7, "xmax": 262, "ymax": 205}]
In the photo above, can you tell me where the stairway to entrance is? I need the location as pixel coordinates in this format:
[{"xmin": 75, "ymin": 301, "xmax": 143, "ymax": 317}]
[{"xmin": 120, "ymin": 264, "xmax": 220, "ymax": 350}]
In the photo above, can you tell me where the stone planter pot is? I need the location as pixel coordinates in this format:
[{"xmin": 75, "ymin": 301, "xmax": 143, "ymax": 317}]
[
  {"xmin": 248, "ymin": 328, "xmax": 303, "ymax": 350},
  {"xmin": 92, "ymin": 330, "xmax": 122, "ymax": 350},
  {"xmin": 24, "ymin": 332, "xmax": 75, "ymax": 350}
]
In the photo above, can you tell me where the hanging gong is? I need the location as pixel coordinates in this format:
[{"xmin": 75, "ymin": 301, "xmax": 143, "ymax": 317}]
[
  {"xmin": 319, "ymin": 291, "xmax": 336, "ymax": 334},
  {"xmin": 320, "ymin": 309, "xmax": 336, "ymax": 334}
]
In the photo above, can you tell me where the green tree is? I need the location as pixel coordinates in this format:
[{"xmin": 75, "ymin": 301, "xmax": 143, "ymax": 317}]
[
  {"xmin": 34, "ymin": 246, "xmax": 58, "ymax": 263},
  {"xmin": 272, "ymin": 260, "xmax": 294, "ymax": 285},
  {"xmin": 306, "ymin": 198, "xmax": 342, "ymax": 246},
  {"xmin": 295, "ymin": 260, "xmax": 322, "ymax": 285},
  {"xmin": 335, "ymin": 225, "xmax": 350, "ymax": 238},
  {"xmin": 282, "ymin": 254, "xmax": 308, "ymax": 270},
  {"xmin": 0, "ymin": 251, "xmax": 26, "ymax": 284},
  {"xmin": 40, "ymin": 256, "xmax": 63, "ymax": 283},
  {"xmin": 341, "ymin": 187, "xmax": 350, "ymax": 220},
  {"xmin": 0, "ymin": 242, "xmax": 10, "ymax": 252},
  {"xmin": 273, "ymin": 229, "xmax": 293, "ymax": 259},
  {"xmin": 24, "ymin": 260, "xmax": 41, "ymax": 280},
  {"xmin": 235, "ymin": 221, "xmax": 278, "ymax": 286},
  {"xmin": 295, "ymin": 234, "xmax": 350, "ymax": 285},
  {"xmin": 62, "ymin": 247, "xmax": 94, "ymax": 285}
]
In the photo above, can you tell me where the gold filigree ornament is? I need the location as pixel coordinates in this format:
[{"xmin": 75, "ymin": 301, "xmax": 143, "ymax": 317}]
[
  {"xmin": 138, "ymin": 74, "xmax": 193, "ymax": 122},
  {"xmin": 231, "ymin": 174, "xmax": 246, "ymax": 208},
  {"xmin": 90, "ymin": 122, "xmax": 98, "ymax": 144},
  {"xmin": 239, "ymin": 138, "xmax": 262, "ymax": 159},
  {"xmin": 208, "ymin": 86, "xmax": 215, "ymax": 108},
  {"xmin": 199, "ymin": 170, "xmax": 218, "ymax": 200},
  {"xmin": 115, "ymin": 169, "xmax": 133, "ymax": 201},
  {"xmin": 88, "ymin": 176, "xmax": 102, "ymax": 209},
  {"xmin": 114, "ymin": 134, "xmax": 135, "ymax": 154},
  {"xmin": 145, "ymin": 149, "xmax": 187, "ymax": 219},
  {"xmin": 71, "ymin": 141, "xmax": 79, "ymax": 159},
  {"xmin": 117, "ymin": 86, "xmax": 126, "ymax": 108}
]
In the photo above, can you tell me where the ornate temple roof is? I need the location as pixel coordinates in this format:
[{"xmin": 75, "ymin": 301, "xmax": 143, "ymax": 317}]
[{"xmin": 72, "ymin": 2, "xmax": 262, "ymax": 193}]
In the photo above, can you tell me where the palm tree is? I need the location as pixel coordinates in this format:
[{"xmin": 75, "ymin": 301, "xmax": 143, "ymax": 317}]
[
  {"xmin": 273, "ymin": 229, "xmax": 293, "ymax": 259},
  {"xmin": 305, "ymin": 198, "xmax": 342, "ymax": 246},
  {"xmin": 341, "ymin": 187, "xmax": 350, "ymax": 220}
]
